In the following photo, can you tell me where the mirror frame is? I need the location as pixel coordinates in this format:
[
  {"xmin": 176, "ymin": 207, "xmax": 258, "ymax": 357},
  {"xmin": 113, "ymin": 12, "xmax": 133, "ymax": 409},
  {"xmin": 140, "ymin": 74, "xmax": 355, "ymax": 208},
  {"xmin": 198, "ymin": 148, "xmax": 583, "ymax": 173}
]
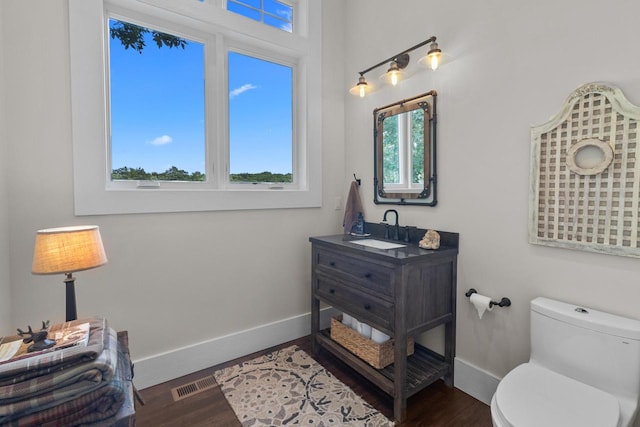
[{"xmin": 373, "ymin": 91, "xmax": 437, "ymax": 206}]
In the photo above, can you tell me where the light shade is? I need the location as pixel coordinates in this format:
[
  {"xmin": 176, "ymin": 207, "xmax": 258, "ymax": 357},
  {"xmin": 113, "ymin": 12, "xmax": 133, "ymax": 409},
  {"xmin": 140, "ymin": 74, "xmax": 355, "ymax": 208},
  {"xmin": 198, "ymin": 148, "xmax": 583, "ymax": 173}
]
[
  {"xmin": 418, "ymin": 41, "xmax": 442, "ymax": 71},
  {"xmin": 380, "ymin": 61, "xmax": 404, "ymax": 86},
  {"xmin": 32, "ymin": 225, "xmax": 108, "ymax": 275},
  {"xmin": 349, "ymin": 75, "xmax": 372, "ymax": 98}
]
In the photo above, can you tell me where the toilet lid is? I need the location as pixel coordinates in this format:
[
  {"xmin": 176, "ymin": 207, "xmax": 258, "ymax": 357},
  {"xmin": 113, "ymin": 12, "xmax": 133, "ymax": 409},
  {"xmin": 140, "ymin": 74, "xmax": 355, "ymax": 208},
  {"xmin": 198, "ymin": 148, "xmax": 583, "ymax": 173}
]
[{"xmin": 494, "ymin": 363, "xmax": 620, "ymax": 427}]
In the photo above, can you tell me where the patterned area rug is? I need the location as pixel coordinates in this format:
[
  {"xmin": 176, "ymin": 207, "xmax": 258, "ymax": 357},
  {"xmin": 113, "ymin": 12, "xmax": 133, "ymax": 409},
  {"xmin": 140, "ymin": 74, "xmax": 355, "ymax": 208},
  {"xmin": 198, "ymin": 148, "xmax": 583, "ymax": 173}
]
[{"xmin": 213, "ymin": 345, "xmax": 394, "ymax": 426}]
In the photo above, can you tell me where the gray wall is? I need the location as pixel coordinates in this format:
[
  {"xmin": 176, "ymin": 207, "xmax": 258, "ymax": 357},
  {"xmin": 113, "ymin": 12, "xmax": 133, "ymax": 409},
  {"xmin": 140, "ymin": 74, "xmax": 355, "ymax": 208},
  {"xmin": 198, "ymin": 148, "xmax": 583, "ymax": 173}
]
[
  {"xmin": 343, "ymin": 0, "xmax": 640, "ymax": 377},
  {"xmin": 0, "ymin": 1, "xmax": 11, "ymax": 328},
  {"xmin": 0, "ymin": 0, "xmax": 346, "ymax": 363}
]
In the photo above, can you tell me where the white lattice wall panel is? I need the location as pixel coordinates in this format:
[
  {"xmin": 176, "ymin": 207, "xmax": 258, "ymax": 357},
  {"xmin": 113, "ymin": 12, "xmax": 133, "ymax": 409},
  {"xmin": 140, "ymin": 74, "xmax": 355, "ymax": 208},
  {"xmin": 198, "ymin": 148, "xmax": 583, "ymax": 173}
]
[{"xmin": 529, "ymin": 83, "xmax": 640, "ymax": 257}]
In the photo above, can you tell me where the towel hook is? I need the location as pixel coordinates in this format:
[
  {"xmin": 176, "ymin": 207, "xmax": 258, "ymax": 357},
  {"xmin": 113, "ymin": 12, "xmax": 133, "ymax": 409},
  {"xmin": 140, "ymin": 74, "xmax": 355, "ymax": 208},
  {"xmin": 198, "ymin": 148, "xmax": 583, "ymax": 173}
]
[
  {"xmin": 465, "ymin": 288, "xmax": 511, "ymax": 308},
  {"xmin": 353, "ymin": 173, "xmax": 361, "ymax": 186}
]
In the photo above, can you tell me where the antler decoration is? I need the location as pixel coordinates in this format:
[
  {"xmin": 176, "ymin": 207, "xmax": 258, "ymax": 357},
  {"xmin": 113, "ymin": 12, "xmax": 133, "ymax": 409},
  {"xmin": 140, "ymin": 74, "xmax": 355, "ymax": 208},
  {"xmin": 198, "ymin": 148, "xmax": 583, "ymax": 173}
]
[{"xmin": 17, "ymin": 320, "xmax": 55, "ymax": 352}]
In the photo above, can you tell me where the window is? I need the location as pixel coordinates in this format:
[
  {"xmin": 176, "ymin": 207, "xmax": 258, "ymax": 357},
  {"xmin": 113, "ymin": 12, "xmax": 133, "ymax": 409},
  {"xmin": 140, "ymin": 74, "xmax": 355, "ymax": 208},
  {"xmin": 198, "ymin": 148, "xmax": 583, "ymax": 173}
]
[
  {"xmin": 69, "ymin": 0, "xmax": 321, "ymax": 214},
  {"xmin": 228, "ymin": 51, "xmax": 293, "ymax": 184},
  {"xmin": 109, "ymin": 19, "xmax": 206, "ymax": 182},
  {"xmin": 227, "ymin": 0, "xmax": 293, "ymax": 33}
]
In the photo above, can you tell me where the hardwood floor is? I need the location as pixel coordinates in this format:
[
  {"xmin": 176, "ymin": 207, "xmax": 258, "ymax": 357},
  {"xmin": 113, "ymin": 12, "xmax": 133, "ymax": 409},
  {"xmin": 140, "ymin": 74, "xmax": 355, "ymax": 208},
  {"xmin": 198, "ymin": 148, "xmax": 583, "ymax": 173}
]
[{"xmin": 135, "ymin": 336, "xmax": 493, "ymax": 427}]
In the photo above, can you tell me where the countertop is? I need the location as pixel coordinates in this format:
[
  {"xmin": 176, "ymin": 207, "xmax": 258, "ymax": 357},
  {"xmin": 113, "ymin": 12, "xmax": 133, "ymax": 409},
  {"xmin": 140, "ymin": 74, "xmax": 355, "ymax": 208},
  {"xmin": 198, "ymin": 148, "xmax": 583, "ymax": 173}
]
[{"xmin": 309, "ymin": 230, "xmax": 458, "ymax": 263}]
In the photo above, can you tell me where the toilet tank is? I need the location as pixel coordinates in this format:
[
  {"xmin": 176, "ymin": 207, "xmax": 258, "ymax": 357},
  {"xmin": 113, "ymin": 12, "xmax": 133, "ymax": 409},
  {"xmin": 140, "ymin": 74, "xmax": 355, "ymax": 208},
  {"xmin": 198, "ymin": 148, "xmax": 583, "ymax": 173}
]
[{"xmin": 530, "ymin": 297, "xmax": 640, "ymax": 400}]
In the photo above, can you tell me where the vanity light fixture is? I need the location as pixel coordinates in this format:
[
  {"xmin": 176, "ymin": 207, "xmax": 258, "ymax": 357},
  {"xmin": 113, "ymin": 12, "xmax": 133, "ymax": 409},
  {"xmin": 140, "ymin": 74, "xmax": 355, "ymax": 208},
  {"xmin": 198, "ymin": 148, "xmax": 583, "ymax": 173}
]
[{"xmin": 350, "ymin": 36, "xmax": 442, "ymax": 97}]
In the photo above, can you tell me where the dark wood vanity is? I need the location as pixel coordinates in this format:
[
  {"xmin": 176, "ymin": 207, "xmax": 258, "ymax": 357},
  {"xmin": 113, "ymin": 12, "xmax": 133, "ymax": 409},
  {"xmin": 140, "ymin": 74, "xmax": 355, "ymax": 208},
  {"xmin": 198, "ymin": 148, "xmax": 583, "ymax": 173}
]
[{"xmin": 309, "ymin": 229, "xmax": 458, "ymax": 422}]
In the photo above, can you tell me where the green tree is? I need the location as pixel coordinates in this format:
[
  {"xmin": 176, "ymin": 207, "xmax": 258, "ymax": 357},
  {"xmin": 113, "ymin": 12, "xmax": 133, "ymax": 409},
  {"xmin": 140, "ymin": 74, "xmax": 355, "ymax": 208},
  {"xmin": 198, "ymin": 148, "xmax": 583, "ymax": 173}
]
[
  {"xmin": 411, "ymin": 110, "xmax": 424, "ymax": 184},
  {"xmin": 110, "ymin": 20, "xmax": 187, "ymax": 53},
  {"xmin": 111, "ymin": 166, "xmax": 206, "ymax": 182},
  {"xmin": 230, "ymin": 172, "xmax": 293, "ymax": 183},
  {"xmin": 112, "ymin": 166, "xmax": 149, "ymax": 180}
]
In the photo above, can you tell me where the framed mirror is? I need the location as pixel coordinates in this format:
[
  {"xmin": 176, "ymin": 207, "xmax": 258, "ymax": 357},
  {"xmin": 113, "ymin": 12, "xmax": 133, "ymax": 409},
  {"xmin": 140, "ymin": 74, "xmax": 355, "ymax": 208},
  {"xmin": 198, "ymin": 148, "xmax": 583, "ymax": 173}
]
[{"xmin": 374, "ymin": 91, "xmax": 437, "ymax": 206}]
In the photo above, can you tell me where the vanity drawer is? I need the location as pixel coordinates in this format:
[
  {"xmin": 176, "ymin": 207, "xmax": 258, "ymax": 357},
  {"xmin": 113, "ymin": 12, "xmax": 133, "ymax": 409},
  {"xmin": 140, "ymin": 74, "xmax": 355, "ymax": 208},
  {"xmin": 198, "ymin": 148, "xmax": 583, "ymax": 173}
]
[
  {"xmin": 315, "ymin": 248, "xmax": 394, "ymax": 298},
  {"xmin": 315, "ymin": 274, "xmax": 393, "ymax": 330}
]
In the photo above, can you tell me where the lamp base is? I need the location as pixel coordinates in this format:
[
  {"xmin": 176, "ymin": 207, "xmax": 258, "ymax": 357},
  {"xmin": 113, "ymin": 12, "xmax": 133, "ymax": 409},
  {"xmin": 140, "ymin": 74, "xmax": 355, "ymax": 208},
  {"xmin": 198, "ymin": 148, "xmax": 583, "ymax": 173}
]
[{"xmin": 64, "ymin": 273, "xmax": 77, "ymax": 322}]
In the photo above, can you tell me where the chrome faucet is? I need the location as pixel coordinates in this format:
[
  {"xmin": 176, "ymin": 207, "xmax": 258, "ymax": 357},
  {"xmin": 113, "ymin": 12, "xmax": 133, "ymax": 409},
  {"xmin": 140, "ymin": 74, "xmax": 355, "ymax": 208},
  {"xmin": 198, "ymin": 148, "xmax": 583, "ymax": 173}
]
[{"xmin": 383, "ymin": 209, "xmax": 400, "ymax": 240}]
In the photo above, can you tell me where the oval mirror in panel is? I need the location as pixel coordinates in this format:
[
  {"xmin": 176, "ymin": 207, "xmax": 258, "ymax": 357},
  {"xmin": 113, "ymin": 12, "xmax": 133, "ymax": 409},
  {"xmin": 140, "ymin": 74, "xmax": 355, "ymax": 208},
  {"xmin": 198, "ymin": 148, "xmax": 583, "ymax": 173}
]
[{"xmin": 374, "ymin": 91, "xmax": 436, "ymax": 206}]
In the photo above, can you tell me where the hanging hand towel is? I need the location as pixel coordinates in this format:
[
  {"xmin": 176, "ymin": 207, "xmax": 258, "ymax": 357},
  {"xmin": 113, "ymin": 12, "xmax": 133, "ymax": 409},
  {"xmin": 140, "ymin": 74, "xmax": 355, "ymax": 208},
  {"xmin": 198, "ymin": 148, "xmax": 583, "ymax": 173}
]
[{"xmin": 343, "ymin": 180, "xmax": 364, "ymax": 234}]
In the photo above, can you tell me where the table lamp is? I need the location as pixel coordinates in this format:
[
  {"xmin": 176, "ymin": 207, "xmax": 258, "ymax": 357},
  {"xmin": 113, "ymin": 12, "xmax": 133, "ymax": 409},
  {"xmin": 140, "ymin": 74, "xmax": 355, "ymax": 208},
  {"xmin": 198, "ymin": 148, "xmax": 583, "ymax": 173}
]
[{"xmin": 32, "ymin": 225, "xmax": 108, "ymax": 321}]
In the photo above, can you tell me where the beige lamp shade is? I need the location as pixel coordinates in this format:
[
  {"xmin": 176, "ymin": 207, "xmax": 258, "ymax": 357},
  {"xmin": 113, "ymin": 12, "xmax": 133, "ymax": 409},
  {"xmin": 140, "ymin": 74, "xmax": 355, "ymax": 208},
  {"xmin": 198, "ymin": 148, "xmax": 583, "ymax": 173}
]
[{"xmin": 32, "ymin": 225, "xmax": 108, "ymax": 275}]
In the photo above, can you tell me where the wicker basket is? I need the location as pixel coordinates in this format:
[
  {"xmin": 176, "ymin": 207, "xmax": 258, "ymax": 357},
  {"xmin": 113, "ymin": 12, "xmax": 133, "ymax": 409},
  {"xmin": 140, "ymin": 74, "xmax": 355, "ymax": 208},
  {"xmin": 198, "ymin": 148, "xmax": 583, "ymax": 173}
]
[{"xmin": 330, "ymin": 316, "xmax": 414, "ymax": 369}]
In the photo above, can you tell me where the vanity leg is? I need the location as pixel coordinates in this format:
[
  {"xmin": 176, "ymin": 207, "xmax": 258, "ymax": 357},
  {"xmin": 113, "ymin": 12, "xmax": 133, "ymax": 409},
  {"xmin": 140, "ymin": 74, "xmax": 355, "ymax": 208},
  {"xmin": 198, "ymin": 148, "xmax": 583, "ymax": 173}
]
[
  {"xmin": 444, "ymin": 259, "xmax": 457, "ymax": 387},
  {"xmin": 393, "ymin": 375, "xmax": 407, "ymax": 422},
  {"xmin": 310, "ymin": 295, "xmax": 320, "ymax": 355},
  {"xmin": 393, "ymin": 332, "xmax": 408, "ymax": 422},
  {"xmin": 443, "ymin": 321, "xmax": 455, "ymax": 387}
]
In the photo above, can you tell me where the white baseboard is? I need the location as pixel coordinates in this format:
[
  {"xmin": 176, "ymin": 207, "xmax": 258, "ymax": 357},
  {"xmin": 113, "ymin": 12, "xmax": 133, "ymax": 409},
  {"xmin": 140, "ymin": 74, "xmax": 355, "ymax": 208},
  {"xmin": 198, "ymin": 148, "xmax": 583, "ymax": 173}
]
[
  {"xmin": 454, "ymin": 357, "xmax": 500, "ymax": 405},
  {"xmin": 134, "ymin": 309, "xmax": 501, "ymax": 405},
  {"xmin": 133, "ymin": 307, "xmax": 340, "ymax": 390}
]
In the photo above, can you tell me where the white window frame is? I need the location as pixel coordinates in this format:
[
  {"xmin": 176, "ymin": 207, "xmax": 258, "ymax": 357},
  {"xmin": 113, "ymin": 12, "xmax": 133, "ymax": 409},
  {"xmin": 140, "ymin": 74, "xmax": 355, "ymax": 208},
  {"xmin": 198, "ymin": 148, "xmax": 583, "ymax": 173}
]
[{"xmin": 69, "ymin": 0, "xmax": 321, "ymax": 215}]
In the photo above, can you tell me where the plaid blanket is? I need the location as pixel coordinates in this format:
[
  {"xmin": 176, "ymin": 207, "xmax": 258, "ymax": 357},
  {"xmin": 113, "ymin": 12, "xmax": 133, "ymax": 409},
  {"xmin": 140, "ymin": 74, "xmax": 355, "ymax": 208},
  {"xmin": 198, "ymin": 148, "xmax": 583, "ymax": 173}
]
[
  {"xmin": 0, "ymin": 328, "xmax": 117, "ymax": 424},
  {"xmin": 0, "ymin": 317, "xmax": 108, "ymax": 385},
  {"xmin": 1, "ymin": 334, "xmax": 128, "ymax": 427}
]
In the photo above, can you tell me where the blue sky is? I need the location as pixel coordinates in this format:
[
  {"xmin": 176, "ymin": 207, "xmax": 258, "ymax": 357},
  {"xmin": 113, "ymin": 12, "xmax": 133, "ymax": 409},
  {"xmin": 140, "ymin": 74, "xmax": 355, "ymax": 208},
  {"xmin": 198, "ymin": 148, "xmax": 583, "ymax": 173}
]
[
  {"xmin": 228, "ymin": 52, "xmax": 292, "ymax": 174},
  {"xmin": 109, "ymin": 18, "xmax": 293, "ymax": 175}
]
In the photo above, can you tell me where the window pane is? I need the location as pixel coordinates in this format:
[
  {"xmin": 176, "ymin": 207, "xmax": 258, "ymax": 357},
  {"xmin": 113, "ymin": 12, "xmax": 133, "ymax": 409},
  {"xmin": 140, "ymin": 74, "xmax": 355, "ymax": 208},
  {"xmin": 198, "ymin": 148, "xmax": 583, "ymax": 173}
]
[
  {"xmin": 228, "ymin": 52, "xmax": 292, "ymax": 183},
  {"xmin": 109, "ymin": 19, "xmax": 205, "ymax": 181},
  {"xmin": 232, "ymin": 0, "xmax": 261, "ymax": 9},
  {"xmin": 264, "ymin": 0, "xmax": 289, "ymax": 16},
  {"xmin": 264, "ymin": 14, "xmax": 292, "ymax": 32},
  {"xmin": 227, "ymin": 2, "xmax": 261, "ymax": 22},
  {"xmin": 383, "ymin": 115, "xmax": 400, "ymax": 184},
  {"xmin": 264, "ymin": 0, "xmax": 292, "ymax": 32},
  {"xmin": 228, "ymin": 0, "xmax": 293, "ymax": 33},
  {"xmin": 411, "ymin": 110, "xmax": 424, "ymax": 184}
]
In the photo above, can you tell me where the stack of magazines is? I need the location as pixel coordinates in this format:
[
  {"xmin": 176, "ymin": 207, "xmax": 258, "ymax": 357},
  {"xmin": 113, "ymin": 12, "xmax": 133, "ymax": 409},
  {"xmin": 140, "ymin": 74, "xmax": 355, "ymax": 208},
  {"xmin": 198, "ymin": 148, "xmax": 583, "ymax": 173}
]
[{"xmin": 0, "ymin": 317, "xmax": 126, "ymax": 426}]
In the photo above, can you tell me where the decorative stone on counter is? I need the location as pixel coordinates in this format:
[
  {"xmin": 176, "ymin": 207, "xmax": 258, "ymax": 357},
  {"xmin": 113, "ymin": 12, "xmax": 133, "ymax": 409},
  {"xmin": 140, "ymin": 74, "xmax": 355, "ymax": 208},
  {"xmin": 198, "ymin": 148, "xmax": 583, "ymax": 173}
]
[{"xmin": 419, "ymin": 229, "xmax": 440, "ymax": 250}]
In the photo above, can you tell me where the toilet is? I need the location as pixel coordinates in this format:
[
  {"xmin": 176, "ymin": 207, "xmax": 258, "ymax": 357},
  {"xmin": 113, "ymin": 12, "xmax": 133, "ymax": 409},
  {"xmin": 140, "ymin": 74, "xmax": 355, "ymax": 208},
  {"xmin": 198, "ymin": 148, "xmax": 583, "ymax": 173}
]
[{"xmin": 491, "ymin": 297, "xmax": 640, "ymax": 427}]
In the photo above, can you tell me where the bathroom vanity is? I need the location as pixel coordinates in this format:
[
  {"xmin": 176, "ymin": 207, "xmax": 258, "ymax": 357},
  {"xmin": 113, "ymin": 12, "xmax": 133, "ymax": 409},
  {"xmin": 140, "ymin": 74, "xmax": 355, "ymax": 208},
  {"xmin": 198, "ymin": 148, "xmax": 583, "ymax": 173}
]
[{"xmin": 309, "ymin": 227, "xmax": 459, "ymax": 422}]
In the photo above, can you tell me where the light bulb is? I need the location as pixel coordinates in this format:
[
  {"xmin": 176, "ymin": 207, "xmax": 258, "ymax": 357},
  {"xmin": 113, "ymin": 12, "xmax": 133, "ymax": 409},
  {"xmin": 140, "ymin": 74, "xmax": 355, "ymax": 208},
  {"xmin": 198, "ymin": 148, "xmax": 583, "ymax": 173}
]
[
  {"xmin": 426, "ymin": 42, "xmax": 442, "ymax": 71},
  {"xmin": 359, "ymin": 84, "xmax": 366, "ymax": 98},
  {"xmin": 429, "ymin": 53, "xmax": 440, "ymax": 70},
  {"xmin": 390, "ymin": 70, "xmax": 399, "ymax": 86}
]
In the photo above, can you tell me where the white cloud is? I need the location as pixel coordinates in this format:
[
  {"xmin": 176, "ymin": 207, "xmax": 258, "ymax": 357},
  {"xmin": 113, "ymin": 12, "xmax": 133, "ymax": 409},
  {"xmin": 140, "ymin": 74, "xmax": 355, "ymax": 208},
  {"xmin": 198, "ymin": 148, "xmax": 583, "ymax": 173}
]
[
  {"xmin": 277, "ymin": 9, "xmax": 292, "ymax": 20},
  {"xmin": 148, "ymin": 135, "xmax": 173, "ymax": 146},
  {"xmin": 230, "ymin": 83, "xmax": 258, "ymax": 99}
]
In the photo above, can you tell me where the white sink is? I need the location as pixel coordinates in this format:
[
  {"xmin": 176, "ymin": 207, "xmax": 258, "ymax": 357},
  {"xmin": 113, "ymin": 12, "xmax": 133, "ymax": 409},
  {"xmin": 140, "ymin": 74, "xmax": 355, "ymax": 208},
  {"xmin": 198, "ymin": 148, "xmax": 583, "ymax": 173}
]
[{"xmin": 350, "ymin": 239, "xmax": 406, "ymax": 250}]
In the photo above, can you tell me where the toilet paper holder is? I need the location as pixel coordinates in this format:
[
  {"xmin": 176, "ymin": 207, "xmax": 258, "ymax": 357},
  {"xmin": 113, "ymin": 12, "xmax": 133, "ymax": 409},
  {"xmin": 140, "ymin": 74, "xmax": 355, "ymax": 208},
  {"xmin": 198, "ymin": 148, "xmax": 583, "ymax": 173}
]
[{"xmin": 465, "ymin": 288, "xmax": 511, "ymax": 308}]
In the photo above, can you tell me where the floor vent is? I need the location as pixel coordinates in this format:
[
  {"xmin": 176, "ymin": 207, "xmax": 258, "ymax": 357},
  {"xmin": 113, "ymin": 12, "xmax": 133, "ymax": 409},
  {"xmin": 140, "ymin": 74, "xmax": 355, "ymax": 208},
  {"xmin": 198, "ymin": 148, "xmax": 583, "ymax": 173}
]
[{"xmin": 170, "ymin": 375, "xmax": 218, "ymax": 402}]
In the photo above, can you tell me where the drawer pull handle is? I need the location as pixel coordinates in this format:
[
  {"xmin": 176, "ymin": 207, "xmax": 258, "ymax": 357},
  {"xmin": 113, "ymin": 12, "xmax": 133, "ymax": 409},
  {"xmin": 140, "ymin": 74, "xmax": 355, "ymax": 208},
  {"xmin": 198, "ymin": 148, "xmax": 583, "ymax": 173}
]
[
  {"xmin": 364, "ymin": 273, "xmax": 372, "ymax": 278},
  {"xmin": 329, "ymin": 289, "xmax": 335, "ymax": 294},
  {"xmin": 329, "ymin": 261, "xmax": 336, "ymax": 267},
  {"xmin": 364, "ymin": 304, "xmax": 371, "ymax": 310}
]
